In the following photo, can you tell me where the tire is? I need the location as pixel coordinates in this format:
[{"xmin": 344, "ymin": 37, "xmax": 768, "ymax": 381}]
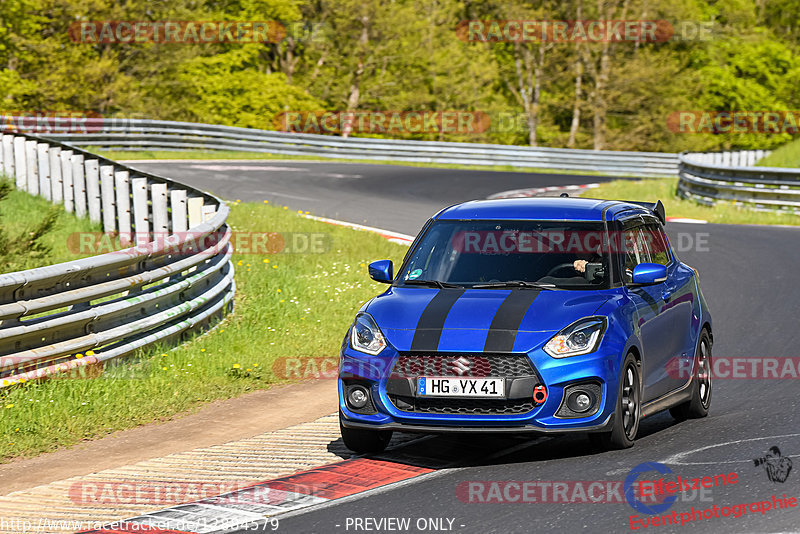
[
  {"xmin": 670, "ymin": 330, "xmax": 712, "ymax": 421},
  {"xmin": 589, "ymin": 352, "xmax": 641, "ymax": 450},
  {"xmin": 339, "ymin": 417, "xmax": 392, "ymax": 454}
]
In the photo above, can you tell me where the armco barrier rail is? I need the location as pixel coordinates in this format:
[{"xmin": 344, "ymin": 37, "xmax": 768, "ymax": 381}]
[
  {"xmin": 37, "ymin": 118, "xmax": 680, "ymax": 177},
  {"xmin": 679, "ymin": 152, "xmax": 800, "ymax": 213},
  {"xmin": 0, "ymin": 130, "xmax": 235, "ymax": 387}
]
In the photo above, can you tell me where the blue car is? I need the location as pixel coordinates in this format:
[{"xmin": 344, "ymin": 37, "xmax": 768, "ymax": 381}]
[{"xmin": 338, "ymin": 197, "xmax": 713, "ymax": 452}]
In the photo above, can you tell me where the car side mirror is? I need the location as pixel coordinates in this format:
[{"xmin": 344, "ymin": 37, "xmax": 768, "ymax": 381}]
[
  {"xmin": 631, "ymin": 263, "xmax": 667, "ymax": 285},
  {"xmin": 368, "ymin": 260, "xmax": 393, "ymax": 283}
]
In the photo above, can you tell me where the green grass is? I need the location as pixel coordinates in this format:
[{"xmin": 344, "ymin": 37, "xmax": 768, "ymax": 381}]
[
  {"xmin": 579, "ymin": 177, "xmax": 800, "ymax": 226},
  {"xmin": 756, "ymin": 138, "xmax": 800, "ymax": 168},
  {"xmin": 0, "ymin": 178, "xmax": 101, "ymax": 271},
  {"xmin": 0, "ymin": 201, "xmax": 407, "ymax": 462},
  {"xmin": 93, "ymin": 148, "xmax": 624, "ymax": 177}
]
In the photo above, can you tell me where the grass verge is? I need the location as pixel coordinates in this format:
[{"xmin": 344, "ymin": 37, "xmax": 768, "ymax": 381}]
[
  {"xmin": 0, "ymin": 201, "xmax": 407, "ymax": 462},
  {"xmin": 756, "ymin": 138, "xmax": 800, "ymax": 168},
  {"xmin": 0, "ymin": 179, "xmax": 101, "ymax": 270},
  {"xmin": 94, "ymin": 148, "xmax": 627, "ymax": 177},
  {"xmin": 579, "ymin": 177, "xmax": 800, "ymax": 226}
]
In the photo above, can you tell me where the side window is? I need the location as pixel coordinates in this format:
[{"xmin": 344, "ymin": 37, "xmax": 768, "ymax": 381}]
[
  {"xmin": 623, "ymin": 226, "xmax": 652, "ymax": 282},
  {"xmin": 643, "ymin": 224, "xmax": 671, "ymax": 266}
]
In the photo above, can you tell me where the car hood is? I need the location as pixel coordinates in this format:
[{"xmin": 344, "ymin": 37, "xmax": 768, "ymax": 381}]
[{"xmin": 365, "ymin": 287, "xmax": 612, "ymax": 353}]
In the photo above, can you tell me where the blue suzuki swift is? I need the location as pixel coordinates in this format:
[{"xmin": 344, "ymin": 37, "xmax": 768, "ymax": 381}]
[{"xmin": 339, "ymin": 197, "xmax": 713, "ymax": 452}]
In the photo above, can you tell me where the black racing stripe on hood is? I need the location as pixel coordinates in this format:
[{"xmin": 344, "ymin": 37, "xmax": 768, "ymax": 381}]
[
  {"xmin": 483, "ymin": 289, "xmax": 542, "ymax": 352},
  {"xmin": 410, "ymin": 288, "xmax": 466, "ymax": 351}
]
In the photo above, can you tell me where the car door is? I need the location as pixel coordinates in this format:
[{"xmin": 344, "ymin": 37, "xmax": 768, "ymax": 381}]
[
  {"xmin": 621, "ymin": 219, "xmax": 673, "ymax": 403},
  {"xmin": 645, "ymin": 221, "xmax": 696, "ymax": 393}
]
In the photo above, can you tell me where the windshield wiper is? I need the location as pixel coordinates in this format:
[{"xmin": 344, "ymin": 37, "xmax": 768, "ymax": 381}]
[
  {"xmin": 402, "ymin": 279, "xmax": 464, "ymax": 289},
  {"xmin": 472, "ymin": 280, "xmax": 557, "ymax": 290}
]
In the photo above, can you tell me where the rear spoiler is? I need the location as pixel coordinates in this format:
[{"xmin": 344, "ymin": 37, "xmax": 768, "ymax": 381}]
[{"xmin": 625, "ymin": 200, "xmax": 666, "ymax": 225}]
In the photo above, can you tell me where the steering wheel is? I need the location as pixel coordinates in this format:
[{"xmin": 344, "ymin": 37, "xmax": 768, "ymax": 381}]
[{"xmin": 546, "ymin": 262, "xmax": 577, "ymax": 277}]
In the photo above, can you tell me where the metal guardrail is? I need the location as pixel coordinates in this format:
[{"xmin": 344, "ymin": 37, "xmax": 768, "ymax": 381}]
[
  {"xmin": 36, "ymin": 118, "xmax": 681, "ymax": 177},
  {"xmin": 678, "ymin": 152, "xmax": 800, "ymax": 213},
  {"xmin": 0, "ymin": 130, "xmax": 235, "ymax": 387}
]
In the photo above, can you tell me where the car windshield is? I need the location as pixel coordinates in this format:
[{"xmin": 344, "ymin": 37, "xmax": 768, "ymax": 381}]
[{"xmin": 397, "ymin": 220, "xmax": 611, "ymax": 289}]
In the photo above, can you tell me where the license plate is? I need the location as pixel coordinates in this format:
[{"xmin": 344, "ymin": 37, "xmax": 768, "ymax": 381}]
[{"xmin": 417, "ymin": 377, "xmax": 505, "ymax": 398}]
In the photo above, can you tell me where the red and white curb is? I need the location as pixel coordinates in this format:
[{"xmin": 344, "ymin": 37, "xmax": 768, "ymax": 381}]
[
  {"xmin": 487, "ymin": 183, "xmax": 600, "ymax": 199},
  {"xmin": 302, "ymin": 214, "xmax": 414, "ymax": 245},
  {"xmin": 79, "ymin": 458, "xmax": 434, "ymax": 534}
]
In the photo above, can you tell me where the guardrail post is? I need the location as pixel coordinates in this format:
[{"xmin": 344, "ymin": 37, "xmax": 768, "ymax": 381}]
[
  {"xmin": 100, "ymin": 165, "xmax": 116, "ymax": 233},
  {"xmin": 25, "ymin": 140, "xmax": 39, "ymax": 195},
  {"xmin": 202, "ymin": 204, "xmax": 216, "ymax": 223},
  {"xmin": 49, "ymin": 146, "xmax": 62, "ymax": 204},
  {"xmin": 115, "ymin": 170, "xmax": 131, "ymax": 245},
  {"xmin": 61, "ymin": 150, "xmax": 74, "ymax": 212},
  {"xmin": 151, "ymin": 183, "xmax": 169, "ymax": 237},
  {"xmin": 187, "ymin": 197, "xmax": 204, "ymax": 229},
  {"xmin": 2, "ymin": 135, "xmax": 14, "ymax": 178},
  {"xmin": 132, "ymin": 177, "xmax": 150, "ymax": 241},
  {"xmin": 37, "ymin": 143, "xmax": 51, "ymax": 201},
  {"xmin": 85, "ymin": 159, "xmax": 101, "ymax": 223},
  {"xmin": 14, "ymin": 137, "xmax": 27, "ymax": 191},
  {"xmin": 72, "ymin": 153, "xmax": 87, "ymax": 218},
  {"xmin": 170, "ymin": 190, "xmax": 188, "ymax": 233}
]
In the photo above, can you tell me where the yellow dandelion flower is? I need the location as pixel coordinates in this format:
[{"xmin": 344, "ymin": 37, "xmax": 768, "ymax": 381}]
[
  {"xmin": 5, "ymin": 404, "xmax": 14, "ymax": 409},
  {"xmin": 276, "ymin": 288, "xmax": 282, "ymax": 293},
  {"xmin": 233, "ymin": 363, "xmax": 241, "ymax": 369},
  {"xmin": 283, "ymin": 206, "xmax": 288, "ymax": 210},
  {"xmin": 246, "ymin": 368, "xmax": 252, "ymax": 372},
  {"xmin": 18, "ymin": 378, "xmax": 26, "ymax": 383},
  {"xmin": 200, "ymin": 349, "xmax": 206, "ymax": 353},
  {"xmin": 237, "ymin": 260, "xmax": 243, "ymax": 266},
  {"xmin": 253, "ymin": 363, "xmax": 259, "ymax": 367},
  {"xmin": 263, "ymin": 200, "xmax": 269, "ymax": 204},
  {"xmin": 263, "ymin": 258, "xmax": 269, "ymax": 263},
  {"xmin": 162, "ymin": 367, "xmax": 168, "ymax": 371},
  {"xmin": 2, "ymin": 380, "xmax": 8, "ymax": 386},
  {"xmin": 305, "ymin": 211, "xmax": 310, "ymax": 214},
  {"xmin": 272, "ymin": 265, "xmax": 278, "ymax": 269},
  {"xmin": 75, "ymin": 353, "xmax": 84, "ymax": 360},
  {"xmin": 86, "ymin": 350, "xmax": 95, "ymax": 356}
]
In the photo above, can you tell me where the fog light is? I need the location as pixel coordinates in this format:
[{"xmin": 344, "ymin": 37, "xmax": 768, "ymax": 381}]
[
  {"xmin": 347, "ymin": 386, "xmax": 369, "ymax": 409},
  {"xmin": 567, "ymin": 390, "xmax": 594, "ymax": 413}
]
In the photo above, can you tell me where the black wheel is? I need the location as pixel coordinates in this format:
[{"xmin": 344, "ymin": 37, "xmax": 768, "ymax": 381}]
[
  {"xmin": 339, "ymin": 417, "xmax": 392, "ymax": 454},
  {"xmin": 670, "ymin": 330, "xmax": 712, "ymax": 421},
  {"xmin": 589, "ymin": 352, "xmax": 641, "ymax": 450}
]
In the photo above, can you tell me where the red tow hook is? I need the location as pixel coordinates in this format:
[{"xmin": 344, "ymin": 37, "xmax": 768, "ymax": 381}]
[{"xmin": 533, "ymin": 384, "xmax": 548, "ymax": 404}]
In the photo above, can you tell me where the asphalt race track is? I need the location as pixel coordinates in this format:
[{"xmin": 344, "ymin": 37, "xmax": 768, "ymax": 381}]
[{"xmin": 130, "ymin": 160, "xmax": 800, "ymax": 533}]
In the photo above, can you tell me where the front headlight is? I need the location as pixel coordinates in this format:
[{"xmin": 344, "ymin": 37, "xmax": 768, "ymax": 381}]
[
  {"xmin": 544, "ymin": 317, "xmax": 607, "ymax": 358},
  {"xmin": 350, "ymin": 313, "xmax": 387, "ymax": 355}
]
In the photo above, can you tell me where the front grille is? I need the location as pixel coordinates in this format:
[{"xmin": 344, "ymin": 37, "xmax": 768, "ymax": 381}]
[
  {"xmin": 391, "ymin": 352, "xmax": 534, "ymax": 379},
  {"xmin": 390, "ymin": 395, "xmax": 535, "ymax": 415},
  {"xmin": 388, "ymin": 352, "xmax": 539, "ymax": 415}
]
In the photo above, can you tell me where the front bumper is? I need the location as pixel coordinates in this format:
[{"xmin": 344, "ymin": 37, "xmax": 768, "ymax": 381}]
[
  {"xmin": 340, "ymin": 412, "xmax": 615, "ymax": 434},
  {"xmin": 339, "ymin": 341, "xmax": 624, "ymax": 433}
]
